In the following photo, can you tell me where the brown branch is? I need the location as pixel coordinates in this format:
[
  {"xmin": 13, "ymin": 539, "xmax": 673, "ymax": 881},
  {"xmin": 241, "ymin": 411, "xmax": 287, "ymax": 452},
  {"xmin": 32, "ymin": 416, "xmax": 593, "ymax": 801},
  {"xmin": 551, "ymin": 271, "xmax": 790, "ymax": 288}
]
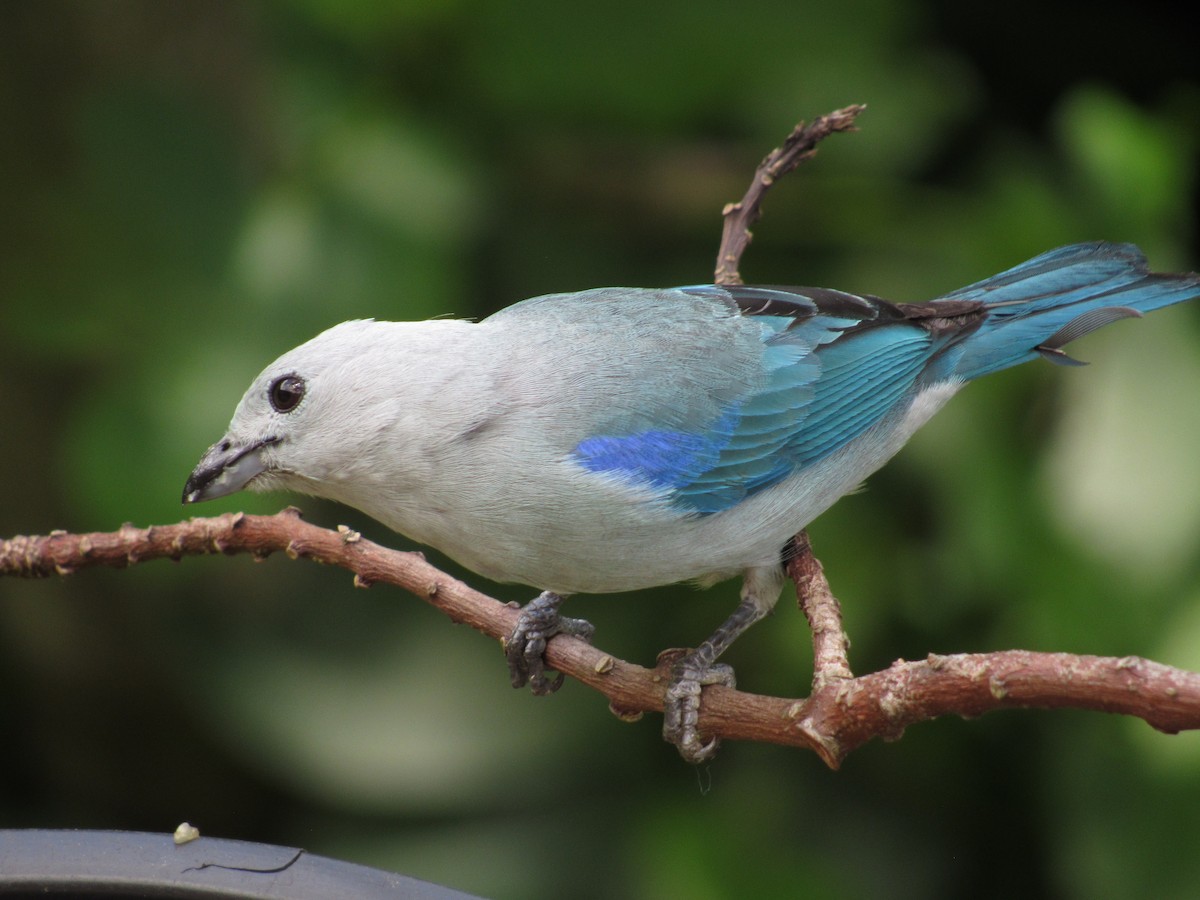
[
  {"xmin": 714, "ymin": 103, "xmax": 865, "ymax": 286},
  {"xmin": 5, "ymin": 512, "xmax": 1200, "ymax": 769},
  {"xmin": 787, "ymin": 533, "xmax": 853, "ymax": 690}
]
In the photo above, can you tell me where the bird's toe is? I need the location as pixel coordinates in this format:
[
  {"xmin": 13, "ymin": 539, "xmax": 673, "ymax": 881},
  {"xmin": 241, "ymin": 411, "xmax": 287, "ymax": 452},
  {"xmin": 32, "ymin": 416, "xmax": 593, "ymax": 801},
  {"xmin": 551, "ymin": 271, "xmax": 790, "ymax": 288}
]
[
  {"xmin": 504, "ymin": 591, "xmax": 594, "ymax": 694},
  {"xmin": 662, "ymin": 653, "xmax": 736, "ymax": 763}
]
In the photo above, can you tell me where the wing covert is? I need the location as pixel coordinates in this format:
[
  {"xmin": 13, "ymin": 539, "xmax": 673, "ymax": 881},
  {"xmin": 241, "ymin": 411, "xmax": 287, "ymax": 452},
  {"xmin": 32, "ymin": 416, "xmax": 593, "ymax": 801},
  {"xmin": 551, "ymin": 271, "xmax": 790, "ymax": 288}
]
[{"xmin": 572, "ymin": 284, "xmax": 942, "ymax": 514}]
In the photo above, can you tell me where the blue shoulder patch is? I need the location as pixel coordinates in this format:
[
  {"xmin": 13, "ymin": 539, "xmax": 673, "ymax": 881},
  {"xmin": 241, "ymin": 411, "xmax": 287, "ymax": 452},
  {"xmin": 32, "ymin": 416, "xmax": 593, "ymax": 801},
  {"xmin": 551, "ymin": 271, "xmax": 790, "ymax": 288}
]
[{"xmin": 573, "ymin": 413, "xmax": 735, "ymax": 492}]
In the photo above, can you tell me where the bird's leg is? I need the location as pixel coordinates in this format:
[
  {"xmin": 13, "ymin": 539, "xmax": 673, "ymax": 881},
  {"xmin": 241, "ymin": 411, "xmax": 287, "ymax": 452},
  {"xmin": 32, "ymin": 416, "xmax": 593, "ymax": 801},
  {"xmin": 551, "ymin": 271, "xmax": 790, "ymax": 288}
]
[
  {"xmin": 505, "ymin": 591, "xmax": 595, "ymax": 695},
  {"xmin": 663, "ymin": 566, "xmax": 783, "ymax": 763}
]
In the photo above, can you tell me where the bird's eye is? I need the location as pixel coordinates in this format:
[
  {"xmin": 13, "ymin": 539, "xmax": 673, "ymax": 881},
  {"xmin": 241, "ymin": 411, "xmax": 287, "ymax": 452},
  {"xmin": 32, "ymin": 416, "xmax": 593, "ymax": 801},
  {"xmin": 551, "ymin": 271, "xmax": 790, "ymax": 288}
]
[{"xmin": 268, "ymin": 374, "xmax": 306, "ymax": 413}]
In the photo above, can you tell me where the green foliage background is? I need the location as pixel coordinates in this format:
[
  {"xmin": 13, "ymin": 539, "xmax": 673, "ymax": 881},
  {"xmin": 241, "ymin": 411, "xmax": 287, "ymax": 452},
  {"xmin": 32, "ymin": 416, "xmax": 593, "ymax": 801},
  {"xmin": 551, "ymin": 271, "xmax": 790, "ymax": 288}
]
[{"xmin": 2, "ymin": 2, "xmax": 1199, "ymax": 897}]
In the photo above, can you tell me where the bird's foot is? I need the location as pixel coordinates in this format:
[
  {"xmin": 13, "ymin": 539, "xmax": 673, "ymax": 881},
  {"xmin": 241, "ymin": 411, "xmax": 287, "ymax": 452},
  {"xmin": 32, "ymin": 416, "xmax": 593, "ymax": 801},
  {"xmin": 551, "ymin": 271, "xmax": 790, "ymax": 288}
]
[
  {"xmin": 662, "ymin": 650, "xmax": 736, "ymax": 764},
  {"xmin": 505, "ymin": 591, "xmax": 595, "ymax": 695}
]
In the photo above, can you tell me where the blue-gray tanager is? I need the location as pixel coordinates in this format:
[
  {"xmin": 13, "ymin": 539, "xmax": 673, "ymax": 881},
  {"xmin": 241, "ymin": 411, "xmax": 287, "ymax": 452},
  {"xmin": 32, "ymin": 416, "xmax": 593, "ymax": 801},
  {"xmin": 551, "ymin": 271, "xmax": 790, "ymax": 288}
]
[{"xmin": 184, "ymin": 242, "xmax": 1199, "ymax": 762}]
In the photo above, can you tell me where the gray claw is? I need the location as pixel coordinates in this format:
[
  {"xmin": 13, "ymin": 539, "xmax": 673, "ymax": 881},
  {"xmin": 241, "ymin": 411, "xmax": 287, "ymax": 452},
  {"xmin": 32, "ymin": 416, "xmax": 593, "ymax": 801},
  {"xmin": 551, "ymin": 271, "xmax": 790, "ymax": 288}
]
[
  {"xmin": 505, "ymin": 591, "xmax": 594, "ymax": 695},
  {"xmin": 662, "ymin": 654, "xmax": 736, "ymax": 764}
]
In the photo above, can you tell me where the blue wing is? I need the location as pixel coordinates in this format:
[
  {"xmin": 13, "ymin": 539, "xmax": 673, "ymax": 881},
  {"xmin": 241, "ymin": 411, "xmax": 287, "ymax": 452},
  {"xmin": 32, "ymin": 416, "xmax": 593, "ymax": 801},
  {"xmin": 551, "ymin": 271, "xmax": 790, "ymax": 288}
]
[
  {"xmin": 571, "ymin": 243, "xmax": 1198, "ymax": 516},
  {"xmin": 573, "ymin": 285, "xmax": 947, "ymax": 514}
]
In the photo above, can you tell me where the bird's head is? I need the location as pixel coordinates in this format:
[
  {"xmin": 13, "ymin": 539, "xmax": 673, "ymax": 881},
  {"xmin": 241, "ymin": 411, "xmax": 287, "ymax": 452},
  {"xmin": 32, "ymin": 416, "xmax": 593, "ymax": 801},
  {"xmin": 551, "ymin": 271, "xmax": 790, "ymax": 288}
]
[
  {"xmin": 183, "ymin": 320, "xmax": 370, "ymax": 504},
  {"xmin": 183, "ymin": 318, "xmax": 473, "ymax": 506}
]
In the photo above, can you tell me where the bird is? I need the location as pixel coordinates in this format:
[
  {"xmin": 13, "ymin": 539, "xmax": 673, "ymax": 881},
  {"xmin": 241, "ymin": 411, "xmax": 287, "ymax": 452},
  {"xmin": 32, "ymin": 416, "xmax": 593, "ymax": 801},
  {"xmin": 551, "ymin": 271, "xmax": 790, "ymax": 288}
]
[{"xmin": 183, "ymin": 241, "xmax": 1199, "ymax": 762}]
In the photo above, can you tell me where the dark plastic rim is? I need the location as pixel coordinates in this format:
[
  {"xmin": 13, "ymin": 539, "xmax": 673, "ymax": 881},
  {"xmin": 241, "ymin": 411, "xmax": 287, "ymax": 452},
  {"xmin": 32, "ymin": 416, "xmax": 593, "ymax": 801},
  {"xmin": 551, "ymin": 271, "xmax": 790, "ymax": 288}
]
[{"xmin": 0, "ymin": 829, "xmax": 481, "ymax": 898}]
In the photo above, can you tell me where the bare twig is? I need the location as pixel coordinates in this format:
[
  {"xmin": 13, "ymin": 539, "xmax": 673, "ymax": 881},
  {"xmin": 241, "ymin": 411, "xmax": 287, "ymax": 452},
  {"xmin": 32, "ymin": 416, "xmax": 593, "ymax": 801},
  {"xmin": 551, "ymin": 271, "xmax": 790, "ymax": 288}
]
[
  {"xmin": 786, "ymin": 533, "xmax": 853, "ymax": 690},
  {"xmin": 5, "ymin": 512, "xmax": 1200, "ymax": 769},
  {"xmin": 712, "ymin": 106, "xmax": 865, "ymax": 697},
  {"xmin": 714, "ymin": 103, "xmax": 865, "ymax": 286}
]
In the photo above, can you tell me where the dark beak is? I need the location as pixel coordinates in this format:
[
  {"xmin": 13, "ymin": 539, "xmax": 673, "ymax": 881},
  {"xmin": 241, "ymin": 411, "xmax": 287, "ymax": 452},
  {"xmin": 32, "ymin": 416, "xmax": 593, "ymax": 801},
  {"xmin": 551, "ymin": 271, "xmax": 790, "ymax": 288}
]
[{"xmin": 183, "ymin": 436, "xmax": 276, "ymax": 503}]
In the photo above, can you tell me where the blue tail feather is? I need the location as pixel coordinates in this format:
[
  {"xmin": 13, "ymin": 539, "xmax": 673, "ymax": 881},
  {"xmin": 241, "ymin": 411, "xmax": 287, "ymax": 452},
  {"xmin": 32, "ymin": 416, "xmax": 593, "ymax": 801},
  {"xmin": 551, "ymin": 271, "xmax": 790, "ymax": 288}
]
[{"xmin": 946, "ymin": 242, "xmax": 1200, "ymax": 381}]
